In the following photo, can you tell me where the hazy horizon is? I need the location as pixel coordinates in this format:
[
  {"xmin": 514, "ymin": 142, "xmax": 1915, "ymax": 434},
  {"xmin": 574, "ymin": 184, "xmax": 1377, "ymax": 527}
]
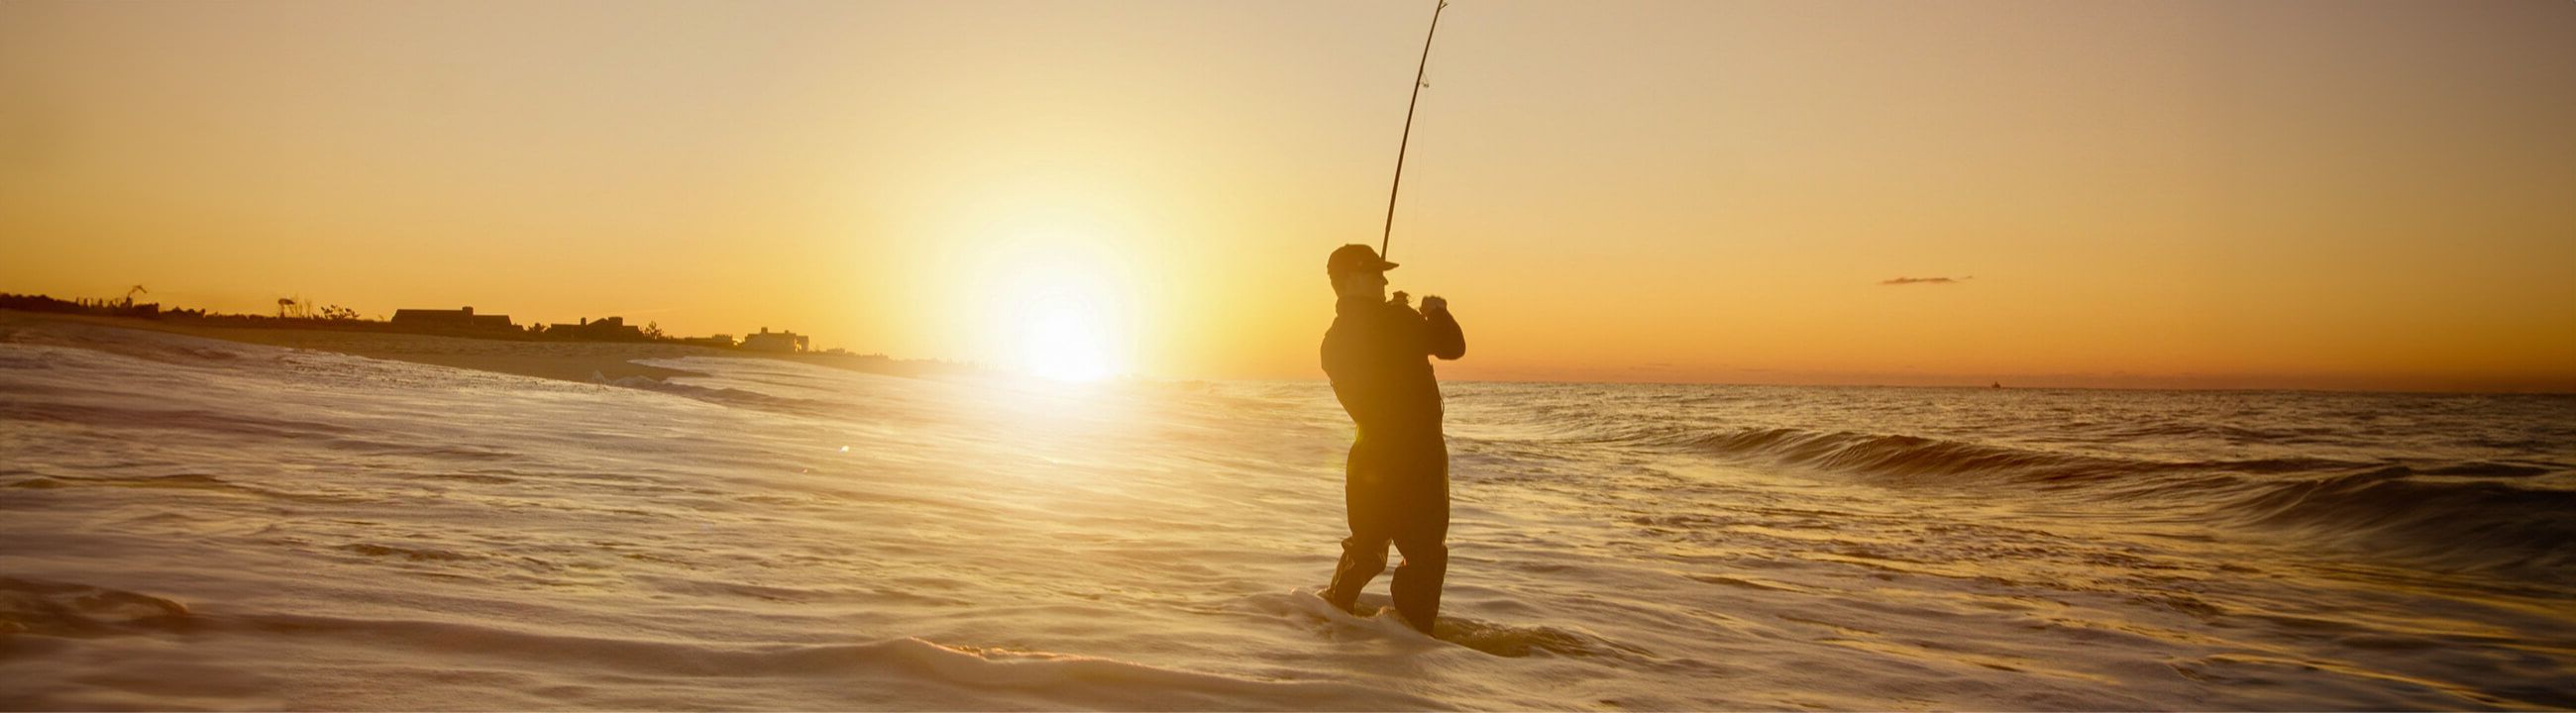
[{"xmin": 6, "ymin": 0, "xmax": 2572, "ymax": 390}]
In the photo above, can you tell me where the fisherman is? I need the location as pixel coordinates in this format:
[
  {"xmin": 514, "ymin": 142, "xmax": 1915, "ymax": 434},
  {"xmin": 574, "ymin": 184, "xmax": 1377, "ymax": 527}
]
[{"xmin": 1319, "ymin": 244, "xmax": 1465, "ymax": 633}]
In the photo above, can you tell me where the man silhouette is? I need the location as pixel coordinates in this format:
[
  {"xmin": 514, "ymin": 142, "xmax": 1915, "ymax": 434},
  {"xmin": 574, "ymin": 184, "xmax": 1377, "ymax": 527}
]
[{"xmin": 1319, "ymin": 244, "xmax": 1465, "ymax": 633}]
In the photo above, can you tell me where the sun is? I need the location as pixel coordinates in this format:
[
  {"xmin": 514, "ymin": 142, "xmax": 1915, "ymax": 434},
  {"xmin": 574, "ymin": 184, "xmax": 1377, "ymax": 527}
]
[
  {"xmin": 1017, "ymin": 295, "xmax": 1117, "ymax": 382},
  {"xmin": 972, "ymin": 238, "xmax": 1130, "ymax": 382}
]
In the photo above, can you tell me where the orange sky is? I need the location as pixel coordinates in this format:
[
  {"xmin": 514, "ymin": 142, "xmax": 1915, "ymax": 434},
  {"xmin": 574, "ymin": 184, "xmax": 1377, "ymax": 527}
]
[{"xmin": 4, "ymin": 0, "xmax": 2571, "ymax": 390}]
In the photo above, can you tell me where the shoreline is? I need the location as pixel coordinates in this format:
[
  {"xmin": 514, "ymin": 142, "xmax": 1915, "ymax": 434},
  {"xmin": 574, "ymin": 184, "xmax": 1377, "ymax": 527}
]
[
  {"xmin": 0, "ymin": 309, "xmax": 948, "ymax": 383},
  {"xmin": 14, "ymin": 309, "xmax": 2565, "ymax": 395}
]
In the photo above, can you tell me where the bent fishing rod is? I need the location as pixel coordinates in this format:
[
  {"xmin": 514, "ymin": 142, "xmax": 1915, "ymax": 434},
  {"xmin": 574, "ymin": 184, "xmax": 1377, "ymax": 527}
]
[{"xmin": 1380, "ymin": 0, "xmax": 1449, "ymax": 260}]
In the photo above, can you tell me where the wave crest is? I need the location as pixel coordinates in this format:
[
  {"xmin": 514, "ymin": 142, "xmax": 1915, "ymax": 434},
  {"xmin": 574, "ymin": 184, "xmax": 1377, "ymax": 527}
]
[
  {"xmin": 1660, "ymin": 426, "xmax": 2574, "ymax": 581},
  {"xmin": 2231, "ymin": 466, "xmax": 2576, "ymax": 579}
]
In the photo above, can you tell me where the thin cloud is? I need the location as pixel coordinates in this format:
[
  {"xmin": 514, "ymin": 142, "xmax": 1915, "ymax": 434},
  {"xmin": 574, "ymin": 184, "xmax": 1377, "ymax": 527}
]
[{"xmin": 1880, "ymin": 275, "xmax": 1974, "ymax": 286}]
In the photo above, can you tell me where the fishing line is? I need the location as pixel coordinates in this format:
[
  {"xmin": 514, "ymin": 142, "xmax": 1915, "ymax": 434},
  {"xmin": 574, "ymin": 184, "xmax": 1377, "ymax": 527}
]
[{"xmin": 1379, "ymin": 0, "xmax": 1449, "ymax": 260}]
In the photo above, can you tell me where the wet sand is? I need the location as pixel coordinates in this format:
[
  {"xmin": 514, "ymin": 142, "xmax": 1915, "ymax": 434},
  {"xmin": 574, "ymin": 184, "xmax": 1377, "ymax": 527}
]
[{"xmin": 0, "ymin": 310, "xmax": 940, "ymax": 383}]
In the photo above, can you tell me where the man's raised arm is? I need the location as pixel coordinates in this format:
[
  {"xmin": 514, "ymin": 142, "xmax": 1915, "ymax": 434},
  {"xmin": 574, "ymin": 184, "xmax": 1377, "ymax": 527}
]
[{"xmin": 1422, "ymin": 295, "xmax": 1465, "ymax": 360}]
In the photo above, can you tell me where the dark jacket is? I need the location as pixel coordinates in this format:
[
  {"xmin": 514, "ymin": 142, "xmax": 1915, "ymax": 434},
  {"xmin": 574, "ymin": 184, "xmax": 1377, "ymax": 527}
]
[{"xmin": 1322, "ymin": 296, "xmax": 1466, "ymax": 443}]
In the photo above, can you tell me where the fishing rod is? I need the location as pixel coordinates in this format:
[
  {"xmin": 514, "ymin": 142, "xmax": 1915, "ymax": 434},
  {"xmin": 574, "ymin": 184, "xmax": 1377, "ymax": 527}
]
[{"xmin": 1379, "ymin": 0, "xmax": 1449, "ymax": 260}]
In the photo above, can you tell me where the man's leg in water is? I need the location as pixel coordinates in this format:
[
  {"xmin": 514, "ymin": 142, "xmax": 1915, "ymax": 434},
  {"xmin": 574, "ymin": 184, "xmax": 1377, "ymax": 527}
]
[
  {"xmin": 1386, "ymin": 454, "xmax": 1450, "ymax": 633},
  {"xmin": 1326, "ymin": 534, "xmax": 1390, "ymax": 614},
  {"xmin": 1325, "ymin": 450, "xmax": 1393, "ymax": 614}
]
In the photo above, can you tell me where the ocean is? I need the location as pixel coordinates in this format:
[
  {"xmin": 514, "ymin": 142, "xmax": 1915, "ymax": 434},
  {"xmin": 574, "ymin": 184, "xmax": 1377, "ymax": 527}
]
[{"xmin": 4, "ymin": 319, "xmax": 2572, "ymax": 710}]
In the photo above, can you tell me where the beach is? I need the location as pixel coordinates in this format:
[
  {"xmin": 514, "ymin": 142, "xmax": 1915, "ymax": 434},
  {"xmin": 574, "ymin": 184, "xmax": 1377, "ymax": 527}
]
[{"xmin": 5, "ymin": 314, "xmax": 2573, "ymax": 709}]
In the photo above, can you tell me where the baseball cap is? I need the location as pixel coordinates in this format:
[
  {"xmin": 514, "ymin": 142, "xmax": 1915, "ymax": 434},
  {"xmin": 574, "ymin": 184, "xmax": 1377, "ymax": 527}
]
[{"xmin": 1326, "ymin": 244, "xmax": 1399, "ymax": 276}]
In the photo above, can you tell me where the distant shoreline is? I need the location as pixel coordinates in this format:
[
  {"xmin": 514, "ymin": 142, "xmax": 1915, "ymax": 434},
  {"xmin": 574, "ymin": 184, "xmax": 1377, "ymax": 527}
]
[
  {"xmin": 7, "ymin": 307, "xmax": 2562, "ymax": 396},
  {"xmin": 0, "ymin": 309, "xmax": 962, "ymax": 383}
]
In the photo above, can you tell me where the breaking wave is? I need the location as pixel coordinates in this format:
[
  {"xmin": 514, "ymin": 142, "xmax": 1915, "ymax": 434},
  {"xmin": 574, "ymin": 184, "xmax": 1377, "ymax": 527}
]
[
  {"xmin": 2228, "ymin": 466, "xmax": 2576, "ymax": 577},
  {"xmin": 1655, "ymin": 426, "xmax": 2576, "ymax": 580}
]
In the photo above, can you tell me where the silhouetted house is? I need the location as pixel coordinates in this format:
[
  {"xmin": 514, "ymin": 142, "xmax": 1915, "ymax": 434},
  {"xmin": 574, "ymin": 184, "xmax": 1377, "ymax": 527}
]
[
  {"xmin": 741, "ymin": 327, "xmax": 808, "ymax": 354},
  {"xmin": 391, "ymin": 306, "xmax": 514, "ymax": 332},
  {"xmin": 548, "ymin": 316, "xmax": 647, "ymax": 342},
  {"xmin": 679, "ymin": 335, "xmax": 735, "ymax": 348}
]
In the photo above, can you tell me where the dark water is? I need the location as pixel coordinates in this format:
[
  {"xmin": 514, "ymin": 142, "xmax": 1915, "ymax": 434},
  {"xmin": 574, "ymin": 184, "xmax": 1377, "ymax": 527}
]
[{"xmin": 1445, "ymin": 382, "xmax": 2576, "ymax": 584}]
